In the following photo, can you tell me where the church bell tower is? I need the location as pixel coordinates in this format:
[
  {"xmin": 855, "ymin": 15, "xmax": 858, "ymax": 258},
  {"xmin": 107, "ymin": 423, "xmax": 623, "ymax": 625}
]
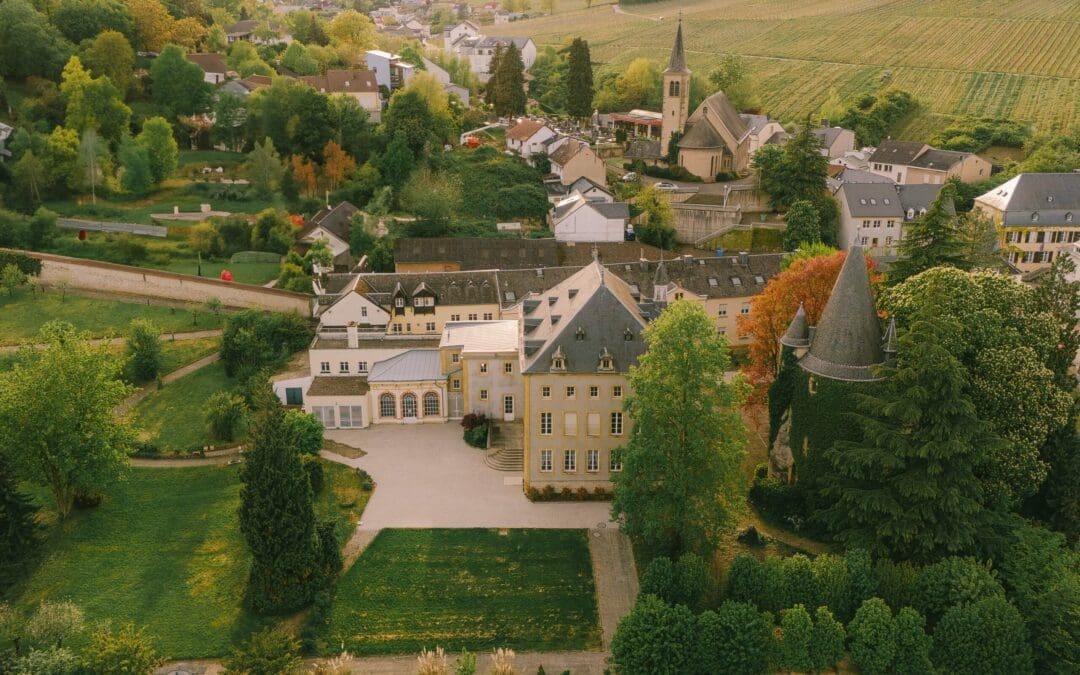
[{"xmin": 661, "ymin": 20, "xmax": 691, "ymax": 157}]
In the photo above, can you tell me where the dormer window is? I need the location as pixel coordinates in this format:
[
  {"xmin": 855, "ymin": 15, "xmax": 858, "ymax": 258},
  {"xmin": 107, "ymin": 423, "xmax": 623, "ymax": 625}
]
[
  {"xmin": 1032, "ymin": 212, "xmax": 1040, "ymax": 222},
  {"xmin": 551, "ymin": 346, "xmax": 566, "ymax": 372},
  {"xmin": 575, "ymin": 326, "xmax": 585, "ymax": 341},
  {"xmin": 394, "ymin": 297, "xmax": 405, "ymax": 308},
  {"xmin": 731, "ymin": 277, "xmax": 742, "ymax": 286},
  {"xmin": 907, "ymin": 208, "xmax": 915, "ymax": 219},
  {"xmin": 1048, "ymin": 195, "xmax": 1054, "ymax": 203},
  {"xmin": 568, "ymin": 289, "xmax": 579, "ymax": 299},
  {"xmin": 598, "ymin": 347, "xmax": 614, "ymax": 372},
  {"xmin": 623, "ymin": 327, "xmax": 634, "ymax": 341},
  {"xmin": 1067, "ymin": 213, "xmax": 1074, "ymax": 223}
]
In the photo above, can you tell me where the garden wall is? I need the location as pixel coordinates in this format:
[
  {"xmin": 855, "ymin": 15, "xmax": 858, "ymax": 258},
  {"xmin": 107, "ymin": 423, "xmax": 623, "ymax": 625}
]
[{"xmin": 5, "ymin": 249, "xmax": 311, "ymax": 314}]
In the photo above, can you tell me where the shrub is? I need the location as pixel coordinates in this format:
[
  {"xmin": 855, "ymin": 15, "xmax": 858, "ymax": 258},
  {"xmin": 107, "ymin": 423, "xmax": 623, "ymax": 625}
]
[
  {"xmin": 641, "ymin": 163, "xmax": 702, "ymax": 182},
  {"xmin": 778, "ymin": 604, "xmax": 814, "ymax": 673},
  {"xmin": 610, "ymin": 595, "xmax": 695, "ymax": 675},
  {"xmin": 811, "ymin": 554, "xmax": 849, "ymax": 621},
  {"xmin": 726, "ymin": 555, "xmax": 768, "ymax": 608},
  {"xmin": 223, "ymin": 627, "xmax": 302, "ymax": 675},
  {"xmin": 462, "ymin": 414, "xmax": 488, "ymax": 448},
  {"xmin": 220, "ymin": 310, "xmax": 313, "ymax": 380},
  {"xmin": 782, "ymin": 554, "xmax": 820, "ymax": 612},
  {"xmin": 932, "ymin": 596, "xmax": 1033, "ymax": 675},
  {"xmin": 204, "ymin": 391, "xmax": 248, "ymax": 443},
  {"xmin": 849, "ymin": 597, "xmax": 896, "ymax": 675},
  {"xmin": 82, "ymin": 622, "xmax": 163, "ymax": 674},
  {"xmin": 25, "ymin": 601, "xmax": 84, "ymax": 649},
  {"xmin": 640, "ymin": 557, "xmax": 677, "ymax": 604},
  {"xmin": 315, "ymin": 519, "xmax": 342, "ymax": 581},
  {"xmin": 460, "ymin": 412, "xmax": 487, "ymax": 431},
  {"xmin": 303, "ymin": 455, "xmax": 324, "ymax": 494},
  {"xmin": 285, "ymin": 410, "xmax": 323, "ymax": 455},
  {"xmin": 0, "ymin": 251, "xmax": 43, "ymax": 276},
  {"xmin": 874, "ymin": 558, "xmax": 920, "ymax": 613},
  {"xmin": 810, "ymin": 606, "xmax": 845, "ymax": 673},
  {"xmin": 893, "ymin": 607, "xmax": 934, "ymax": 675},
  {"xmin": 130, "ymin": 440, "xmax": 161, "ymax": 458},
  {"xmin": 693, "ymin": 601, "xmax": 771, "ymax": 675},
  {"xmin": 915, "ymin": 556, "xmax": 1004, "ymax": 627},
  {"xmin": 125, "ymin": 318, "xmax": 164, "ymax": 382},
  {"xmin": 843, "ymin": 548, "xmax": 876, "ymax": 623},
  {"xmin": 300, "ymin": 589, "xmax": 333, "ymax": 654},
  {"xmin": 748, "ymin": 470, "xmax": 802, "ymax": 529}
]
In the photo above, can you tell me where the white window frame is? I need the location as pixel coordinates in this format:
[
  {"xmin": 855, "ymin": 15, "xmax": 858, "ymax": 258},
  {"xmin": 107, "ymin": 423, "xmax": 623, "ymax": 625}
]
[
  {"xmin": 540, "ymin": 412, "xmax": 552, "ymax": 435},
  {"xmin": 540, "ymin": 449, "xmax": 552, "ymax": 472},
  {"xmin": 587, "ymin": 449, "xmax": 599, "ymax": 472},
  {"xmin": 611, "ymin": 412, "xmax": 623, "ymax": 436},
  {"xmin": 320, "ymin": 361, "xmax": 330, "ymax": 374},
  {"xmin": 563, "ymin": 449, "xmax": 576, "ymax": 472}
]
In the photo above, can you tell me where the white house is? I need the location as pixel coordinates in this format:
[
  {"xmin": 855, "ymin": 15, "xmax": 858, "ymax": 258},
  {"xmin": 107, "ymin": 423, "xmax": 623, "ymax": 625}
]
[
  {"xmin": 836, "ymin": 182, "xmax": 948, "ymax": 258},
  {"xmin": 296, "ymin": 202, "xmax": 359, "ymax": 271},
  {"xmin": 442, "ymin": 21, "xmax": 481, "ymax": 52},
  {"xmin": 812, "ymin": 125, "xmax": 857, "ymax": 158},
  {"xmin": 551, "ymin": 193, "xmax": 630, "ymax": 243},
  {"xmin": 185, "ymin": 53, "xmax": 231, "ymax": 85},
  {"xmin": 365, "ymin": 50, "xmax": 416, "ymax": 91},
  {"xmin": 505, "ymin": 119, "xmax": 557, "ymax": 159}
]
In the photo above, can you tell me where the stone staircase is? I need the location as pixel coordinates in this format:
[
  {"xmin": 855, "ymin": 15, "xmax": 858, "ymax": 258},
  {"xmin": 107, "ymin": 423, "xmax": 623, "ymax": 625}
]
[{"xmin": 485, "ymin": 421, "xmax": 524, "ymax": 472}]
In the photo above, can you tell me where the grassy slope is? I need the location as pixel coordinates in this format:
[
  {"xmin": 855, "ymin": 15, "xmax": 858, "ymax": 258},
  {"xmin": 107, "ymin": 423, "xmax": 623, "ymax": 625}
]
[
  {"xmin": 9, "ymin": 462, "xmax": 367, "ymax": 658},
  {"xmin": 503, "ymin": 0, "xmax": 1080, "ymax": 134},
  {"xmin": 0, "ymin": 291, "xmax": 223, "ymax": 345},
  {"xmin": 158, "ymin": 337, "xmax": 221, "ymax": 375},
  {"xmin": 131, "ymin": 361, "xmax": 236, "ymax": 451},
  {"xmin": 320, "ymin": 528, "xmax": 601, "ymax": 655}
]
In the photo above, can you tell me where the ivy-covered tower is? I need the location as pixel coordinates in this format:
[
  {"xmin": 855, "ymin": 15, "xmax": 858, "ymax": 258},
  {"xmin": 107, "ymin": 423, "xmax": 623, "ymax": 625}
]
[{"xmin": 770, "ymin": 246, "xmax": 888, "ymax": 491}]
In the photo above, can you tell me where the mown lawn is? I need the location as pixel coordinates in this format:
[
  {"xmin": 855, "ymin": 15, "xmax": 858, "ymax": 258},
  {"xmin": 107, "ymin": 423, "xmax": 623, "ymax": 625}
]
[
  {"xmin": 0, "ymin": 291, "xmax": 223, "ymax": 345},
  {"xmin": 152, "ymin": 258, "xmax": 281, "ymax": 286},
  {"xmin": 159, "ymin": 337, "xmax": 220, "ymax": 375},
  {"xmin": 320, "ymin": 529, "xmax": 601, "ymax": 655},
  {"xmin": 8, "ymin": 462, "xmax": 367, "ymax": 659},
  {"xmin": 132, "ymin": 361, "xmax": 236, "ymax": 452}
]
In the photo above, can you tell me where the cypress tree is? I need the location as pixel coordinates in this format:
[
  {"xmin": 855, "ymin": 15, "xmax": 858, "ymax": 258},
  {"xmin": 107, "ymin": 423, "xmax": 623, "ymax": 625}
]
[
  {"xmin": 0, "ymin": 455, "xmax": 39, "ymax": 584},
  {"xmin": 484, "ymin": 44, "xmax": 505, "ymax": 108},
  {"xmin": 494, "ymin": 43, "xmax": 526, "ymax": 116},
  {"xmin": 566, "ymin": 38, "xmax": 594, "ymax": 118},
  {"xmin": 820, "ymin": 318, "xmax": 998, "ymax": 562},
  {"xmin": 238, "ymin": 396, "xmax": 321, "ymax": 614},
  {"xmin": 889, "ymin": 183, "xmax": 964, "ymax": 284}
]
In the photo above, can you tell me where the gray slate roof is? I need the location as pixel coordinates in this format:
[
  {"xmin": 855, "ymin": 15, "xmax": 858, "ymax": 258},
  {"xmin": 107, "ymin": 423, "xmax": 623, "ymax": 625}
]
[
  {"xmin": 840, "ymin": 183, "xmax": 949, "ymax": 220},
  {"xmin": 798, "ymin": 246, "xmax": 885, "ymax": 382},
  {"xmin": 666, "ymin": 21, "xmax": 689, "ymax": 74},
  {"xmin": 593, "ymin": 202, "xmax": 631, "ymax": 220},
  {"xmin": 393, "ymin": 238, "xmax": 560, "ymax": 270},
  {"xmin": 679, "ymin": 118, "xmax": 726, "ymax": 150},
  {"xmin": 978, "ymin": 174, "xmax": 1080, "ymax": 227},
  {"xmin": 309, "ymin": 201, "xmax": 358, "ymax": 242},
  {"xmin": 356, "ymin": 270, "xmax": 501, "ymax": 305},
  {"xmin": 625, "ymin": 139, "xmax": 663, "ymax": 161},
  {"xmin": 812, "ymin": 127, "xmax": 846, "ymax": 147},
  {"xmin": 683, "ymin": 91, "xmax": 750, "ymax": 147},
  {"xmin": 368, "ymin": 349, "xmax": 443, "ymax": 382},
  {"xmin": 780, "ymin": 303, "xmax": 810, "ymax": 348},
  {"xmin": 909, "ymin": 148, "xmax": 969, "ymax": 171},
  {"xmin": 869, "ymin": 140, "xmax": 926, "ymax": 166}
]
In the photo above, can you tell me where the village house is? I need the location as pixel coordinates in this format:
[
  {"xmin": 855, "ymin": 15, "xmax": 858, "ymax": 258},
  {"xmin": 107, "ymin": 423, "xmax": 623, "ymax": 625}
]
[
  {"xmin": 836, "ymin": 182, "xmax": 949, "ymax": 258},
  {"xmin": 812, "ymin": 125, "xmax": 857, "ymax": 159},
  {"xmin": 975, "ymin": 173, "xmax": 1080, "ymax": 272},
  {"xmin": 868, "ymin": 139, "xmax": 991, "ymax": 184},
  {"xmin": 364, "ymin": 50, "xmax": 416, "ymax": 91},
  {"xmin": 443, "ymin": 23, "xmax": 536, "ymax": 81},
  {"xmin": 548, "ymin": 138, "xmax": 607, "ymax": 187},
  {"xmin": 544, "ymin": 176, "xmax": 613, "ymax": 205},
  {"xmin": 505, "ymin": 119, "xmax": 558, "ymax": 161},
  {"xmin": 185, "ymin": 53, "xmax": 232, "ymax": 85},
  {"xmin": 224, "ymin": 20, "xmax": 292, "ymax": 45},
  {"xmin": 298, "ymin": 70, "xmax": 381, "ymax": 122},
  {"xmin": 550, "ymin": 193, "xmax": 630, "ymax": 243},
  {"xmin": 295, "ymin": 201, "xmax": 360, "ymax": 272}
]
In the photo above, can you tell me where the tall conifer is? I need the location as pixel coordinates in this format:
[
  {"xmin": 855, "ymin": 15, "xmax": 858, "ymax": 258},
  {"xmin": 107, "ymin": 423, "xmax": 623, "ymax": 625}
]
[{"xmin": 566, "ymin": 38, "xmax": 594, "ymax": 118}]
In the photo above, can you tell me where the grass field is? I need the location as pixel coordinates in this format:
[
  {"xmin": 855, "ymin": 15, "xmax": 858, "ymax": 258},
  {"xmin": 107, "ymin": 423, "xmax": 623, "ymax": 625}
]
[
  {"xmin": 131, "ymin": 361, "xmax": 236, "ymax": 451},
  {"xmin": 8, "ymin": 462, "xmax": 367, "ymax": 658},
  {"xmin": 320, "ymin": 529, "xmax": 601, "ymax": 656},
  {"xmin": 152, "ymin": 258, "xmax": 281, "ymax": 286},
  {"xmin": 0, "ymin": 291, "xmax": 223, "ymax": 345},
  {"xmin": 158, "ymin": 337, "xmax": 220, "ymax": 375},
  {"xmin": 504, "ymin": 0, "xmax": 1080, "ymax": 134}
]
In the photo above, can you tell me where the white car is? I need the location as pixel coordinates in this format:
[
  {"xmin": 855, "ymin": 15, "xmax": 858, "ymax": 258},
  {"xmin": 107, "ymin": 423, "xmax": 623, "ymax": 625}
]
[
  {"xmin": 655, "ymin": 182, "xmax": 678, "ymax": 192},
  {"xmin": 621, "ymin": 172, "xmax": 638, "ymax": 182}
]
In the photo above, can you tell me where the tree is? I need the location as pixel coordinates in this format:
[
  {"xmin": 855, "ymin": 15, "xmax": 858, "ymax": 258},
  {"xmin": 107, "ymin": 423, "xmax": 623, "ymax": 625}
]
[
  {"xmin": 125, "ymin": 319, "xmax": 163, "ymax": 382},
  {"xmin": 281, "ymin": 42, "xmax": 319, "ymax": 76},
  {"xmin": 322, "ymin": 141, "xmax": 356, "ymax": 193},
  {"xmin": 893, "ymin": 607, "xmax": 934, "ymax": 675},
  {"xmin": 0, "ymin": 455, "xmax": 40, "ymax": 585},
  {"xmin": 249, "ymin": 209, "xmax": 297, "ymax": 256},
  {"xmin": 53, "ymin": 0, "xmax": 134, "ymax": 47},
  {"xmin": 914, "ymin": 556, "xmax": 1004, "ymax": 627},
  {"xmin": 247, "ymin": 138, "xmax": 284, "ymax": 198},
  {"xmin": 0, "ymin": 322, "xmax": 135, "ymax": 517},
  {"xmin": 80, "ymin": 30, "xmax": 135, "ymax": 95},
  {"xmin": 383, "ymin": 90, "xmax": 438, "ymax": 157},
  {"xmin": 227, "ymin": 41, "xmax": 273, "ymax": 78},
  {"xmin": 400, "ymin": 168, "xmax": 460, "ymax": 236},
  {"xmin": 170, "ymin": 17, "xmax": 205, "ymax": 50},
  {"xmin": 708, "ymin": 54, "xmax": 760, "ymax": 112},
  {"xmin": 377, "ymin": 133, "xmax": 415, "ymax": 192},
  {"xmin": 223, "ymin": 627, "xmax": 302, "ymax": 675},
  {"xmin": 753, "ymin": 119, "xmax": 828, "ymax": 209},
  {"xmin": 0, "ymin": 0, "xmax": 72, "ymax": 80},
  {"xmin": 635, "ymin": 185, "xmax": 676, "ymax": 250},
  {"xmin": 492, "ymin": 43, "xmax": 526, "ymax": 116},
  {"xmin": 239, "ymin": 394, "xmax": 323, "ymax": 613},
  {"xmin": 326, "ymin": 9, "xmax": 377, "ymax": 57},
  {"xmin": 60, "ymin": 56, "xmax": 131, "ymax": 147},
  {"xmin": 136, "ymin": 116, "xmax": 178, "ymax": 184},
  {"xmin": 819, "ymin": 318, "xmax": 996, "ymax": 561},
  {"xmin": 566, "ymin": 38, "xmax": 594, "ymax": 118},
  {"xmin": 485, "ymin": 44, "xmax": 505, "ymax": 107},
  {"xmin": 810, "ymin": 606, "xmax": 846, "ymax": 672},
  {"xmin": 290, "ymin": 155, "xmax": 318, "ymax": 199},
  {"xmin": 26, "ymin": 600, "xmax": 85, "ymax": 649},
  {"xmin": 204, "ymin": 391, "xmax": 248, "ymax": 443},
  {"xmin": 1033, "ymin": 252, "xmax": 1080, "ymax": 388},
  {"xmin": 150, "ymin": 44, "xmax": 212, "ymax": 118},
  {"xmin": 206, "ymin": 24, "xmax": 227, "ymax": 53},
  {"xmin": 212, "ymin": 90, "xmax": 247, "ymax": 153},
  {"xmin": 1, "ymin": 264, "xmax": 27, "ymax": 297},
  {"xmin": 693, "ymin": 601, "xmax": 771, "ymax": 675},
  {"xmin": 849, "ymin": 598, "xmax": 896, "ymax": 675},
  {"xmin": 778, "ymin": 604, "xmax": 813, "ymax": 672},
  {"xmin": 783, "ymin": 199, "xmax": 820, "ymax": 251},
  {"xmin": 611, "ymin": 301, "xmax": 748, "ymax": 555},
  {"xmin": 14, "ymin": 150, "xmax": 47, "ymax": 205},
  {"xmin": 889, "ymin": 183, "xmax": 964, "ymax": 284},
  {"xmin": 610, "ymin": 595, "xmax": 695, "ymax": 675},
  {"xmin": 932, "ymin": 596, "xmax": 1034, "ymax": 675},
  {"xmin": 82, "ymin": 623, "xmax": 163, "ymax": 675},
  {"xmin": 78, "ymin": 128, "xmax": 109, "ymax": 204},
  {"xmin": 123, "ymin": 0, "xmax": 174, "ymax": 52},
  {"xmin": 284, "ymin": 410, "xmax": 323, "ymax": 455},
  {"xmin": 119, "ymin": 141, "xmax": 153, "ymax": 196},
  {"xmin": 349, "ymin": 213, "xmax": 377, "ymax": 257}
]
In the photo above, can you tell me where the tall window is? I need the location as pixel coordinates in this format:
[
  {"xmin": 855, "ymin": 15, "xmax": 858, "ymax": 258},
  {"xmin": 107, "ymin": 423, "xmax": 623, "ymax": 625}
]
[
  {"xmin": 423, "ymin": 392, "xmax": 439, "ymax": 417},
  {"xmin": 402, "ymin": 393, "xmax": 418, "ymax": 418},
  {"xmin": 566, "ymin": 386, "xmax": 576, "ymax": 398},
  {"xmin": 611, "ymin": 412, "xmax": 624, "ymax": 436},
  {"xmin": 540, "ymin": 412, "xmax": 552, "ymax": 435},
  {"xmin": 668, "ymin": 80, "xmax": 680, "ymax": 97},
  {"xmin": 610, "ymin": 450, "xmax": 623, "ymax": 472},
  {"xmin": 320, "ymin": 361, "xmax": 330, "ymax": 374},
  {"xmin": 540, "ymin": 450, "xmax": 552, "ymax": 472},
  {"xmin": 380, "ymin": 394, "xmax": 395, "ymax": 418},
  {"xmin": 589, "ymin": 386, "xmax": 599, "ymax": 398},
  {"xmin": 357, "ymin": 361, "xmax": 368, "ymax": 372},
  {"xmin": 563, "ymin": 449, "xmax": 576, "ymax": 472},
  {"xmin": 339, "ymin": 405, "xmax": 363, "ymax": 428},
  {"xmin": 339, "ymin": 361, "xmax": 349, "ymax": 373},
  {"xmin": 564, "ymin": 412, "xmax": 578, "ymax": 436},
  {"xmin": 587, "ymin": 412, "xmax": 601, "ymax": 436},
  {"xmin": 479, "ymin": 362, "xmax": 488, "ymax": 374},
  {"xmin": 587, "ymin": 449, "xmax": 599, "ymax": 472},
  {"xmin": 541, "ymin": 386, "xmax": 551, "ymax": 399}
]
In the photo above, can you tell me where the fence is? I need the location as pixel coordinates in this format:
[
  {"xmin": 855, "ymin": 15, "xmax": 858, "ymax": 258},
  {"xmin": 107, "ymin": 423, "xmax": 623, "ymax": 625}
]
[{"xmin": 56, "ymin": 218, "xmax": 168, "ymax": 238}]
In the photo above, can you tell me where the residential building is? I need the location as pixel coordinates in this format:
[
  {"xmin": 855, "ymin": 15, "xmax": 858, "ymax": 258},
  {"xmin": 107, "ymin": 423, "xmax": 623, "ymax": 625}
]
[
  {"xmin": 505, "ymin": 119, "xmax": 557, "ymax": 160},
  {"xmin": 420, "ymin": 57, "xmax": 470, "ymax": 106},
  {"xmin": 298, "ymin": 70, "xmax": 381, "ymax": 122},
  {"xmin": 224, "ymin": 20, "xmax": 292, "ymax": 45},
  {"xmin": 442, "ymin": 20, "xmax": 481, "ymax": 50},
  {"xmin": 548, "ymin": 138, "xmax": 606, "ymax": 187},
  {"xmin": 444, "ymin": 27, "xmax": 536, "ymax": 82},
  {"xmin": 836, "ymin": 183, "xmax": 950, "ymax": 258},
  {"xmin": 868, "ymin": 139, "xmax": 991, "ymax": 184},
  {"xmin": 550, "ymin": 193, "xmax": 630, "ymax": 243},
  {"xmin": 742, "ymin": 114, "xmax": 788, "ymax": 156},
  {"xmin": 812, "ymin": 125, "xmax": 856, "ymax": 158},
  {"xmin": 544, "ymin": 176, "xmax": 613, "ymax": 205},
  {"xmin": 826, "ymin": 165, "xmax": 895, "ymax": 194},
  {"xmin": 365, "ymin": 50, "xmax": 416, "ymax": 91},
  {"xmin": 295, "ymin": 201, "xmax": 360, "ymax": 272},
  {"xmin": 185, "ymin": 53, "xmax": 231, "ymax": 84},
  {"xmin": 393, "ymin": 238, "xmax": 560, "ymax": 273},
  {"xmin": 975, "ymin": 173, "xmax": 1080, "ymax": 272}
]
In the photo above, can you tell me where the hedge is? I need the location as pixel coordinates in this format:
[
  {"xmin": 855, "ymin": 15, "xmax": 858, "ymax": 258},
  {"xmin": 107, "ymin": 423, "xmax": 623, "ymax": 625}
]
[{"xmin": 0, "ymin": 251, "xmax": 43, "ymax": 276}]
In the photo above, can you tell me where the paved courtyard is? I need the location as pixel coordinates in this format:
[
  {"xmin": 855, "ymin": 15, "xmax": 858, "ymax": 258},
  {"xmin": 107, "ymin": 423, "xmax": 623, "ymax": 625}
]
[{"xmin": 321, "ymin": 423, "xmax": 617, "ymax": 529}]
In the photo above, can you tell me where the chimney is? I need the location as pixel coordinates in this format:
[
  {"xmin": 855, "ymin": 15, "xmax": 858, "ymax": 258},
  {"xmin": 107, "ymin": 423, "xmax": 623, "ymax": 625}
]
[
  {"xmin": 820, "ymin": 118, "xmax": 828, "ymax": 127},
  {"xmin": 347, "ymin": 321, "xmax": 358, "ymax": 349},
  {"xmin": 738, "ymin": 251, "xmax": 750, "ymax": 267}
]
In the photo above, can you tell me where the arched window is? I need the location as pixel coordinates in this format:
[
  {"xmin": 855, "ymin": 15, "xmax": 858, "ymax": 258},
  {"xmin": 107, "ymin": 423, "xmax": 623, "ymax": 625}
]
[
  {"xmin": 402, "ymin": 393, "xmax": 418, "ymax": 418},
  {"xmin": 668, "ymin": 80, "xmax": 680, "ymax": 97},
  {"xmin": 424, "ymin": 392, "xmax": 439, "ymax": 417},
  {"xmin": 379, "ymin": 394, "xmax": 395, "ymax": 418}
]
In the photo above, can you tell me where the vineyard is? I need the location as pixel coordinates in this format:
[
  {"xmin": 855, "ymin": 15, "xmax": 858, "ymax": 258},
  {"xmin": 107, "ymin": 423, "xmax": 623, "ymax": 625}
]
[{"xmin": 502, "ymin": 0, "xmax": 1080, "ymax": 134}]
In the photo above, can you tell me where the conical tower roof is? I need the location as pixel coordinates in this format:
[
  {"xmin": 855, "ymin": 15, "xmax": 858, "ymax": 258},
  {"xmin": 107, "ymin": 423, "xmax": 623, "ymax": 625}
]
[
  {"xmin": 780, "ymin": 302, "xmax": 810, "ymax": 348},
  {"xmin": 653, "ymin": 260, "xmax": 670, "ymax": 287},
  {"xmin": 665, "ymin": 20, "xmax": 689, "ymax": 74},
  {"xmin": 798, "ymin": 246, "xmax": 885, "ymax": 382}
]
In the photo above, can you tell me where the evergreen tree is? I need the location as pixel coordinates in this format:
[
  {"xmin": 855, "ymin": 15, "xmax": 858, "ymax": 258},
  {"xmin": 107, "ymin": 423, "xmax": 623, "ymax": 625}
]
[
  {"xmin": 893, "ymin": 607, "xmax": 934, "ymax": 675},
  {"xmin": 889, "ymin": 183, "xmax": 964, "ymax": 284},
  {"xmin": 849, "ymin": 598, "xmax": 897, "ymax": 675},
  {"xmin": 565, "ymin": 38, "xmax": 594, "ymax": 118},
  {"xmin": 778, "ymin": 604, "xmax": 814, "ymax": 673},
  {"xmin": 493, "ymin": 43, "xmax": 526, "ymax": 116},
  {"xmin": 118, "ymin": 141, "xmax": 153, "ymax": 197},
  {"xmin": 246, "ymin": 138, "xmax": 284, "ymax": 199},
  {"xmin": 0, "ymin": 454, "xmax": 40, "ymax": 584},
  {"xmin": 932, "ymin": 596, "xmax": 1034, "ymax": 675},
  {"xmin": 136, "ymin": 116, "xmax": 178, "ymax": 184},
  {"xmin": 782, "ymin": 199, "xmax": 821, "ymax": 251},
  {"xmin": 754, "ymin": 118, "xmax": 828, "ymax": 209},
  {"xmin": 377, "ymin": 133, "xmax": 415, "ymax": 192},
  {"xmin": 610, "ymin": 595, "xmax": 695, "ymax": 675},
  {"xmin": 1033, "ymin": 252, "xmax": 1080, "ymax": 388},
  {"xmin": 238, "ymin": 395, "xmax": 322, "ymax": 614},
  {"xmin": 484, "ymin": 44, "xmax": 504, "ymax": 108},
  {"xmin": 810, "ymin": 606, "xmax": 846, "ymax": 673},
  {"xmin": 124, "ymin": 318, "xmax": 163, "ymax": 382},
  {"xmin": 693, "ymin": 601, "xmax": 771, "ymax": 675},
  {"xmin": 819, "ymin": 318, "xmax": 997, "ymax": 562},
  {"xmin": 611, "ymin": 301, "xmax": 748, "ymax": 555}
]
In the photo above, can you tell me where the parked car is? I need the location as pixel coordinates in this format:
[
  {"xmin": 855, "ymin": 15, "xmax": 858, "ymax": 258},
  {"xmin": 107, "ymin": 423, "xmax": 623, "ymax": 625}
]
[
  {"xmin": 655, "ymin": 182, "xmax": 678, "ymax": 192},
  {"xmin": 621, "ymin": 172, "xmax": 638, "ymax": 182}
]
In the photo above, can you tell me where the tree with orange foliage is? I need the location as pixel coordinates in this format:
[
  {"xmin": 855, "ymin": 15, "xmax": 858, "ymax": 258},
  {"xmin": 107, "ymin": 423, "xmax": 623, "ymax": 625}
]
[
  {"xmin": 290, "ymin": 155, "xmax": 318, "ymax": 198},
  {"xmin": 322, "ymin": 141, "xmax": 356, "ymax": 193},
  {"xmin": 737, "ymin": 249, "xmax": 880, "ymax": 392}
]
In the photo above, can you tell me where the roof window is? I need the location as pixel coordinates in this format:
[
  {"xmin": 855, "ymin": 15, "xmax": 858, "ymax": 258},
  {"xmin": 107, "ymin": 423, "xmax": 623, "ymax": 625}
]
[
  {"xmin": 1032, "ymin": 212, "xmax": 1040, "ymax": 222},
  {"xmin": 708, "ymin": 278, "xmax": 718, "ymax": 287},
  {"xmin": 754, "ymin": 275, "xmax": 764, "ymax": 284},
  {"xmin": 731, "ymin": 277, "xmax": 742, "ymax": 286},
  {"xmin": 504, "ymin": 291, "xmax": 515, "ymax": 301}
]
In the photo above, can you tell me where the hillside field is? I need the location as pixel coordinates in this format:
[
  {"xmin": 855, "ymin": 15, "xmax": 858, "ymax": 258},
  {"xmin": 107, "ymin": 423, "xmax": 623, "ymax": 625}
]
[{"xmin": 501, "ymin": 0, "xmax": 1079, "ymax": 136}]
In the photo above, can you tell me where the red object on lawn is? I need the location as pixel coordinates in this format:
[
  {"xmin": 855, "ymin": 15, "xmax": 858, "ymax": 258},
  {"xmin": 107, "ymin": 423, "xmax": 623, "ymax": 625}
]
[
  {"xmin": 465, "ymin": 136, "xmax": 480, "ymax": 148},
  {"xmin": 220, "ymin": 270, "xmax": 233, "ymax": 282},
  {"xmin": 78, "ymin": 229, "xmax": 87, "ymax": 240}
]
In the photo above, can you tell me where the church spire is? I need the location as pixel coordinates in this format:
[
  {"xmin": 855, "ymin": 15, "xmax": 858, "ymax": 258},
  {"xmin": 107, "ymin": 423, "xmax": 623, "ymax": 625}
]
[{"xmin": 666, "ymin": 19, "xmax": 689, "ymax": 74}]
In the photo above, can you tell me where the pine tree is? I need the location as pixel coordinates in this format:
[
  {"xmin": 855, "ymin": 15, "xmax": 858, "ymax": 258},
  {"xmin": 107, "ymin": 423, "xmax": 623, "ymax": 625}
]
[
  {"xmin": 0, "ymin": 455, "xmax": 40, "ymax": 584},
  {"xmin": 238, "ymin": 395, "xmax": 322, "ymax": 614},
  {"xmin": 566, "ymin": 38, "xmax": 594, "ymax": 118},
  {"xmin": 493, "ymin": 43, "xmax": 526, "ymax": 116},
  {"xmin": 820, "ymin": 318, "xmax": 998, "ymax": 562},
  {"xmin": 889, "ymin": 183, "xmax": 964, "ymax": 284}
]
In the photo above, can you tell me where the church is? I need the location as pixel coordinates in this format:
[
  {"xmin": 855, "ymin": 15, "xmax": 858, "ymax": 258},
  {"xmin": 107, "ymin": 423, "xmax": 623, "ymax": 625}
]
[{"xmin": 628, "ymin": 22, "xmax": 784, "ymax": 182}]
